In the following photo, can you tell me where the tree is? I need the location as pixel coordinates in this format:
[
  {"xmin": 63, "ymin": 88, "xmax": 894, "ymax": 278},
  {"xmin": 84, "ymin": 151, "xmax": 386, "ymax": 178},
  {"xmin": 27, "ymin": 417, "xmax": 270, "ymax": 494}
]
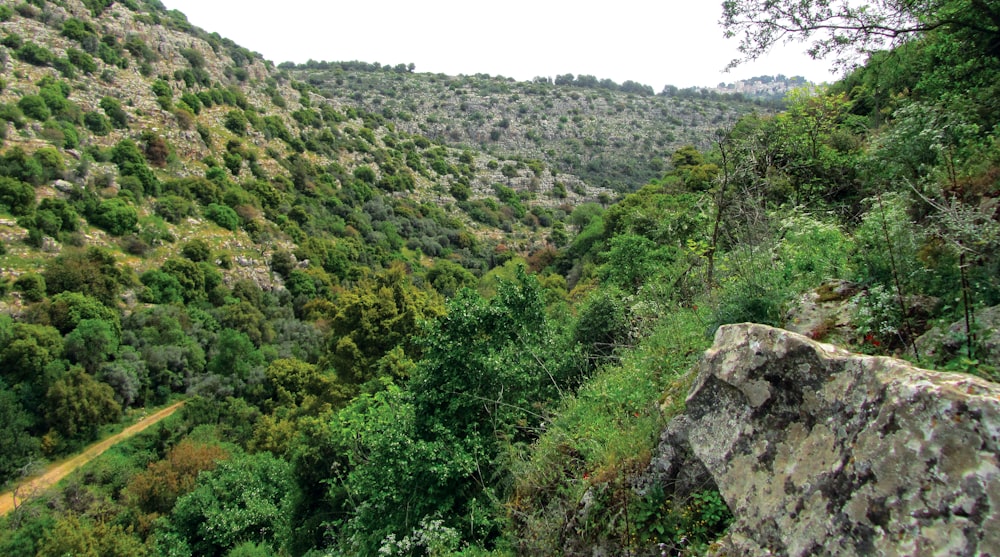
[
  {"xmin": 0, "ymin": 177, "xmax": 35, "ymax": 215},
  {"xmin": 0, "ymin": 385, "xmax": 40, "ymax": 485},
  {"xmin": 64, "ymin": 318, "xmax": 120, "ymax": 373},
  {"xmin": 320, "ymin": 263, "xmax": 444, "ymax": 391},
  {"xmin": 44, "ymin": 247, "xmax": 130, "ymax": 306},
  {"xmin": 124, "ymin": 439, "xmax": 230, "ymax": 515},
  {"xmin": 208, "ymin": 328, "xmax": 264, "ymax": 379},
  {"xmin": 722, "ymin": 0, "xmax": 1000, "ymax": 69},
  {"xmin": 91, "ymin": 197, "xmax": 138, "ymax": 236},
  {"xmin": 44, "ymin": 365, "xmax": 121, "ymax": 440},
  {"xmin": 167, "ymin": 452, "xmax": 292, "ymax": 557}
]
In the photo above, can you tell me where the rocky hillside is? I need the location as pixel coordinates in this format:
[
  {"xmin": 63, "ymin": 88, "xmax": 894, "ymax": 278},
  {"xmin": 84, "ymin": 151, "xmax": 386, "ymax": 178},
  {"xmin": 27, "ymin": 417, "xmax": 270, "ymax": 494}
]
[
  {"xmin": 289, "ymin": 62, "xmax": 770, "ymax": 192},
  {"xmin": 0, "ymin": 0, "xmax": 620, "ymax": 303}
]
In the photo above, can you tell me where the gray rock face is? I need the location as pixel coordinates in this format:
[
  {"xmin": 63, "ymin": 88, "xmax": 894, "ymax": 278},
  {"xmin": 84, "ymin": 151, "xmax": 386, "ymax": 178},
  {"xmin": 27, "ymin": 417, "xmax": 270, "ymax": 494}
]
[{"xmin": 686, "ymin": 323, "xmax": 1000, "ymax": 556}]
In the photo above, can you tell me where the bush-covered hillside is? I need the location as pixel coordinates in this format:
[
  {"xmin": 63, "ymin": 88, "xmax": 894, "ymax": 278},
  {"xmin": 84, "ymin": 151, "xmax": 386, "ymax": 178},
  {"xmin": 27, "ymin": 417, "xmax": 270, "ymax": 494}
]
[
  {"xmin": 289, "ymin": 61, "xmax": 770, "ymax": 192},
  {"xmin": 1, "ymin": 0, "xmax": 998, "ymax": 556}
]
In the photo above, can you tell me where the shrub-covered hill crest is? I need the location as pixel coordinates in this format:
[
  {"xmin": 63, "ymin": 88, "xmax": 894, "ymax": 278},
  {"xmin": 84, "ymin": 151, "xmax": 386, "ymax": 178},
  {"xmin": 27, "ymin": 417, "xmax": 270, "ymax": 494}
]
[
  {"xmin": 0, "ymin": 0, "xmax": 623, "ymax": 302},
  {"xmin": 290, "ymin": 62, "xmax": 770, "ymax": 192}
]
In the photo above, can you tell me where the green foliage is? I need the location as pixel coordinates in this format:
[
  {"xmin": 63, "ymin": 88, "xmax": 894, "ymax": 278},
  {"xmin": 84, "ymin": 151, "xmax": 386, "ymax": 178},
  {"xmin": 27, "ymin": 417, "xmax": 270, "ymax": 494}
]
[
  {"xmin": 90, "ymin": 197, "xmax": 139, "ymax": 236},
  {"xmin": 574, "ymin": 286, "xmax": 632, "ymax": 361},
  {"xmin": 44, "ymin": 365, "xmax": 121, "ymax": 440},
  {"xmin": 43, "ymin": 247, "xmax": 130, "ymax": 306},
  {"xmin": 16, "ymin": 41, "xmax": 55, "ymax": 66},
  {"xmin": 225, "ymin": 109, "xmax": 249, "ymax": 136},
  {"xmin": 709, "ymin": 245, "xmax": 790, "ymax": 332},
  {"xmin": 64, "ymin": 318, "xmax": 120, "ymax": 372},
  {"xmin": 14, "ymin": 273, "xmax": 46, "ymax": 302},
  {"xmin": 321, "ymin": 263, "xmax": 443, "ymax": 391},
  {"xmin": 634, "ymin": 487, "xmax": 733, "ymax": 552},
  {"xmin": 204, "ymin": 202, "xmax": 241, "ymax": 230},
  {"xmin": 167, "ymin": 451, "xmax": 292, "ymax": 557},
  {"xmin": 83, "ymin": 110, "xmax": 113, "ymax": 135},
  {"xmin": 0, "ymin": 176, "xmax": 35, "ymax": 215},
  {"xmin": 100, "ymin": 96, "xmax": 129, "ymax": 128},
  {"xmin": 511, "ymin": 307, "xmax": 710, "ymax": 554},
  {"xmin": 17, "ymin": 94, "xmax": 50, "ymax": 121},
  {"xmin": 0, "ymin": 384, "xmax": 40, "ymax": 485},
  {"xmin": 427, "ymin": 259, "xmax": 477, "ymax": 298},
  {"xmin": 208, "ymin": 328, "xmax": 264, "ymax": 379},
  {"xmin": 35, "ymin": 514, "xmax": 147, "ymax": 557},
  {"xmin": 598, "ymin": 233, "xmax": 679, "ymax": 292},
  {"xmin": 139, "ymin": 269, "xmax": 184, "ymax": 304},
  {"xmin": 45, "ymin": 291, "xmax": 121, "ymax": 336}
]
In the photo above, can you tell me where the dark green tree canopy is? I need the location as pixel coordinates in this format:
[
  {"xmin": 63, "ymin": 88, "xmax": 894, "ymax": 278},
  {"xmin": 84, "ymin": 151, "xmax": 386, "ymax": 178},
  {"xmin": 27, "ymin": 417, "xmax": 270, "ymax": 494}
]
[{"xmin": 722, "ymin": 0, "xmax": 1000, "ymax": 69}]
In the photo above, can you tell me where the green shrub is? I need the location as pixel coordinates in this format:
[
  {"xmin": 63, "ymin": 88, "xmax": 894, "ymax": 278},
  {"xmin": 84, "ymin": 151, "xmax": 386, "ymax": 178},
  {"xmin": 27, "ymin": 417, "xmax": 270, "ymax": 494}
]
[
  {"xmin": 91, "ymin": 198, "xmax": 138, "ymax": 236},
  {"xmin": 83, "ymin": 111, "xmax": 112, "ymax": 135},
  {"xmin": 0, "ymin": 176, "xmax": 35, "ymax": 215},
  {"xmin": 224, "ymin": 110, "xmax": 248, "ymax": 136},
  {"xmin": 204, "ymin": 203, "xmax": 240, "ymax": 231},
  {"xmin": 66, "ymin": 48, "xmax": 97, "ymax": 73},
  {"xmin": 100, "ymin": 96, "xmax": 129, "ymax": 128},
  {"xmin": 16, "ymin": 42, "xmax": 55, "ymax": 66},
  {"xmin": 17, "ymin": 95, "xmax": 50, "ymax": 121},
  {"xmin": 14, "ymin": 273, "xmax": 46, "ymax": 302}
]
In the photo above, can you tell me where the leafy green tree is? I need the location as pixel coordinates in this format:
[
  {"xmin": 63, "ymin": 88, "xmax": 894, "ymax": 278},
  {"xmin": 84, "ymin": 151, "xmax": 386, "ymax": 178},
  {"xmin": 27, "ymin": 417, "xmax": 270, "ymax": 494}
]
[
  {"xmin": 91, "ymin": 197, "xmax": 138, "ymax": 236},
  {"xmin": 44, "ymin": 365, "xmax": 121, "ymax": 440},
  {"xmin": 17, "ymin": 95, "xmax": 50, "ymax": 121},
  {"xmin": 83, "ymin": 110, "xmax": 112, "ymax": 135},
  {"xmin": 722, "ymin": 0, "xmax": 1000, "ymax": 69},
  {"xmin": 64, "ymin": 318, "xmax": 120, "ymax": 373},
  {"xmin": 139, "ymin": 269, "xmax": 184, "ymax": 304},
  {"xmin": 0, "ymin": 176, "xmax": 35, "ymax": 215},
  {"xmin": 208, "ymin": 328, "xmax": 264, "ymax": 379},
  {"xmin": 67, "ymin": 47, "xmax": 97, "ymax": 73},
  {"xmin": 326, "ymin": 386, "xmax": 483, "ymax": 555},
  {"xmin": 0, "ymin": 322, "xmax": 63, "ymax": 387},
  {"xmin": 44, "ymin": 291, "xmax": 121, "ymax": 336},
  {"xmin": 215, "ymin": 300, "xmax": 273, "ymax": 346},
  {"xmin": 14, "ymin": 273, "xmax": 46, "ymax": 303},
  {"xmin": 36, "ymin": 515, "xmax": 148, "ymax": 557},
  {"xmin": 426, "ymin": 259, "xmax": 477, "ymax": 298},
  {"xmin": 0, "ymin": 385, "xmax": 40, "ymax": 485},
  {"xmin": 320, "ymin": 263, "xmax": 444, "ymax": 390},
  {"xmin": 43, "ymin": 247, "xmax": 130, "ymax": 306},
  {"xmin": 161, "ymin": 257, "xmax": 206, "ymax": 302},
  {"xmin": 598, "ymin": 233, "xmax": 678, "ymax": 292},
  {"xmin": 0, "ymin": 147, "xmax": 45, "ymax": 185},
  {"xmin": 411, "ymin": 266, "xmax": 580, "ymax": 440},
  {"xmin": 181, "ymin": 238, "xmax": 212, "ymax": 262},
  {"xmin": 224, "ymin": 110, "xmax": 248, "ymax": 136},
  {"xmin": 204, "ymin": 202, "xmax": 241, "ymax": 231},
  {"xmin": 167, "ymin": 452, "xmax": 292, "ymax": 557}
]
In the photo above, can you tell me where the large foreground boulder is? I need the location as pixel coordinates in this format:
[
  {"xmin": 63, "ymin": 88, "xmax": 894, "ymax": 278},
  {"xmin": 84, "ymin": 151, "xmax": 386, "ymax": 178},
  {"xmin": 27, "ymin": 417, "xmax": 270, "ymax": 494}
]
[{"xmin": 685, "ymin": 323, "xmax": 1000, "ymax": 556}]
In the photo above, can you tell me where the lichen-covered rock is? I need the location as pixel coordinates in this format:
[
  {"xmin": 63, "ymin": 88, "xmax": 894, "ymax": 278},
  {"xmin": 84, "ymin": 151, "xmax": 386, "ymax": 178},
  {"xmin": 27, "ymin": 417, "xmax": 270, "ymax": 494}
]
[{"xmin": 689, "ymin": 323, "xmax": 1000, "ymax": 556}]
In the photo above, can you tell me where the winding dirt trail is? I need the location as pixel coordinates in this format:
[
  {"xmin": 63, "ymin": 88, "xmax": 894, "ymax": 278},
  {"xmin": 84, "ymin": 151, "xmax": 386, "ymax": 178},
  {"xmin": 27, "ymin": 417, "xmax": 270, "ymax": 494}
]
[{"xmin": 0, "ymin": 400, "xmax": 186, "ymax": 517}]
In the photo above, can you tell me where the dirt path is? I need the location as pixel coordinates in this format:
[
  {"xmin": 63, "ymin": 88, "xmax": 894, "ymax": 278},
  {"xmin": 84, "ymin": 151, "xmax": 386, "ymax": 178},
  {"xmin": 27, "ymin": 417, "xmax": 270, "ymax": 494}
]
[{"xmin": 0, "ymin": 400, "xmax": 186, "ymax": 517}]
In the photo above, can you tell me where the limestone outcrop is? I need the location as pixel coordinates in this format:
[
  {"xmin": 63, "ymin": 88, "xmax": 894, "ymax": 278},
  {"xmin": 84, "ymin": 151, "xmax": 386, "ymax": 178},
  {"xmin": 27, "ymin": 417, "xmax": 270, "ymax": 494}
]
[{"xmin": 670, "ymin": 323, "xmax": 1000, "ymax": 556}]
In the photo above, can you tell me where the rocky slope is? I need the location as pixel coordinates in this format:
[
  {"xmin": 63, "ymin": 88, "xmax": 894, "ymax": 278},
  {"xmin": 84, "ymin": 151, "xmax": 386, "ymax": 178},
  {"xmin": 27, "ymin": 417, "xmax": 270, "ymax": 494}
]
[{"xmin": 290, "ymin": 63, "xmax": 770, "ymax": 192}]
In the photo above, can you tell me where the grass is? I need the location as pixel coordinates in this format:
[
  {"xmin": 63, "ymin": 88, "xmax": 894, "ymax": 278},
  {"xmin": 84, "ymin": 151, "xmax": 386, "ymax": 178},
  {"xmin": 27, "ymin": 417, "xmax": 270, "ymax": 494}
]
[{"xmin": 508, "ymin": 305, "xmax": 712, "ymax": 554}]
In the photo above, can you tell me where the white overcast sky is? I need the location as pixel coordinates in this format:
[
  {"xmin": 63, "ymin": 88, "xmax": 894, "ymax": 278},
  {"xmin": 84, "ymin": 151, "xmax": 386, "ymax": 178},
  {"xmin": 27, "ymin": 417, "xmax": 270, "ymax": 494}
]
[{"xmin": 160, "ymin": 1, "xmax": 839, "ymax": 89}]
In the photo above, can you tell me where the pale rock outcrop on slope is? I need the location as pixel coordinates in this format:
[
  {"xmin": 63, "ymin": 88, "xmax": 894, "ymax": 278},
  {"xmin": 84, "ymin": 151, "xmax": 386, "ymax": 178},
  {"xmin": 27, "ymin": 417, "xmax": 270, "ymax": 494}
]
[{"xmin": 677, "ymin": 323, "xmax": 1000, "ymax": 556}]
